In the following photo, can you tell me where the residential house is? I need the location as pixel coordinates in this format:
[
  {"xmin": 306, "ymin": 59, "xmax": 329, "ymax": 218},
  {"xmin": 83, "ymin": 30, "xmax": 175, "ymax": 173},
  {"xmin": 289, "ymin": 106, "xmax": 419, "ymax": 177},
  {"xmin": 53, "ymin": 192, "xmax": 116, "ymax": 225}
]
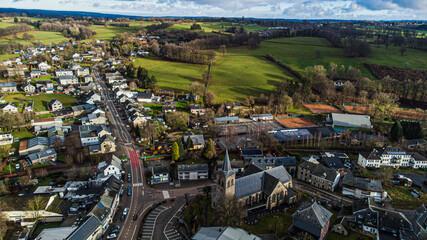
[
  {"xmin": 162, "ymin": 102, "xmax": 176, "ymax": 113},
  {"xmin": 404, "ymin": 138, "xmax": 426, "ymax": 150},
  {"xmin": 190, "ymin": 105, "xmax": 206, "ymax": 115},
  {"xmin": 22, "ymin": 83, "xmax": 36, "ymax": 93},
  {"xmin": 85, "ymin": 92, "xmax": 101, "ymax": 104},
  {"xmin": 213, "ymin": 150, "xmax": 295, "ymax": 212},
  {"xmin": 322, "ymin": 157, "xmax": 346, "ymax": 176},
  {"xmin": 24, "ymin": 101, "xmax": 34, "ymax": 112},
  {"xmin": 52, "ymin": 55, "xmax": 60, "ymax": 61},
  {"xmin": 342, "ymin": 175, "xmax": 387, "ymax": 201},
  {"xmin": 82, "ymin": 113, "xmax": 107, "ymax": 125},
  {"xmin": 331, "ymin": 217, "xmax": 350, "ymax": 236},
  {"xmin": 59, "ymin": 75, "xmax": 78, "ymax": 85},
  {"xmin": 151, "ymin": 165, "xmax": 169, "ymax": 184},
  {"xmin": 27, "ymin": 148, "xmax": 57, "ymax": 165},
  {"xmin": 71, "ymin": 105, "xmax": 85, "ymax": 116},
  {"xmin": 183, "ymin": 132, "xmax": 205, "ymax": 149},
  {"xmin": 297, "ymin": 161, "xmax": 340, "ymax": 192},
  {"xmin": 79, "ymin": 124, "xmax": 111, "ymax": 146},
  {"xmin": 19, "ymin": 137, "xmax": 49, "ymax": 155},
  {"xmin": 38, "ymin": 62, "xmax": 51, "ymax": 70},
  {"xmin": 2, "ymin": 102, "xmax": 18, "ymax": 113},
  {"xmin": 0, "ymin": 133, "xmax": 13, "ymax": 145},
  {"xmin": 178, "ymin": 164, "xmax": 209, "ymax": 180},
  {"xmin": 290, "ymin": 202, "xmax": 332, "ymax": 240},
  {"xmin": 137, "ymin": 92, "xmax": 154, "ymax": 102},
  {"xmin": 97, "ymin": 155, "xmax": 122, "ymax": 180},
  {"xmin": 55, "ymin": 69, "xmax": 73, "ymax": 77},
  {"xmin": 76, "ymin": 67, "xmax": 89, "ymax": 76},
  {"xmin": 240, "ymin": 148, "xmax": 263, "ymax": 159},
  {"xmin": 192, "ymin": 226, "xmax": 261, "ymax": 240},
  {"xmin": 69, "ymin": 62, "xmax": 80, "ymax": 70},
  {"xmin": 0, "ymin": 82, "xmax": 17, "ymax": 92},
  {"xmin": 7, "ymin": 68, "xmax": 25, "ymax": 77},
  {"xmin": 84, "ymin": 75, "xmax": 93, "ymax": 83},
  {"xmin": 326, "ymin": 113, "xmax": 372, "ymax": 129},
  {"xmin": 249, "ymin": 156, "xmax": 297, "ymax": 176},
  {"xmin": 35, "ymin": 80, "xmax": 54, "ymax": 93},
  {"xmin": 358, "ymin": 146, "xmax": 427, "ymax": 169},
  {"xmin": 30, "ymin": 69, "xmax": 47, "ymax": 79},
  {"xmin": 49, "ymin": 99, "xmax": 63, "ymax": 112}
]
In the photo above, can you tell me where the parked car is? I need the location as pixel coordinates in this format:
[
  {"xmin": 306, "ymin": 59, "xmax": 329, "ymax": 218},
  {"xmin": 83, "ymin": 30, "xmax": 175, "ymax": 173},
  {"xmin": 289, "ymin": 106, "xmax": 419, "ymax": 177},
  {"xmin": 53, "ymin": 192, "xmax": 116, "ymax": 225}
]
[
  {"xmin": 107, "ymin": 233, "xmax": 117, "ymax": 239},
  {"xmin": 127, "ymin": 174, "xmax": 131, "ymax": 183},
  {"xmin": 127, "ymin": 186, "xmax": 132, "ymax": 196},
  {"xmin": 120, "ymin": 215, "xmax": 125, "ymax": 221},
  {"xmin": 133, "ymin": 214, "xmax": 138, "ymax": 220},
  {"xmin": 123, "ymin": 207, "xmax": 129, "ymax": 215},
  {"xmin": 15, "ymin": 164, "xmax": 20, "ymax": 170}
]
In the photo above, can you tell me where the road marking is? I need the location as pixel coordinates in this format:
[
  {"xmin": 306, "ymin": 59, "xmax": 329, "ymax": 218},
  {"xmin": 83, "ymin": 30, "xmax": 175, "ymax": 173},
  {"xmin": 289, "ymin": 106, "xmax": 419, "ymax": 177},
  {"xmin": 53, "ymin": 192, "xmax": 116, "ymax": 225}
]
[
  {"xmin": 162, "ymin": 191, "xmax": 170, "ymax": 199},
  {"xmin": 163, "ymin": 202, "xmax": 186, "ymax": 240}
]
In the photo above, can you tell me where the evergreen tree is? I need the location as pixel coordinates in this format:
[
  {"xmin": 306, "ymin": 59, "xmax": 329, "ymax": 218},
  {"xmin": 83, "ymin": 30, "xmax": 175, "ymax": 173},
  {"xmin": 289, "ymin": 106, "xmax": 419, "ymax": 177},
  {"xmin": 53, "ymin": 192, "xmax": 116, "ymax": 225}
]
[
  {"xmin": 14, "ymin": 17, "xmax": 18, "ymax": 23},
  {"xmin": 177, "ymin": 139, "xmax": 184, "ymax": 157},
  {"xmin": 390, "ymin": 121, "xmax": 403, "ymax": 142},
  {"xmin": 171, "ymin": 142, "xmax": 180, "ymax": 161},
  {"xmin": 204, "ymin": 138, "xmax": 216, "ymax": 160},
  {"xmin": 126, "ymin": 63, "xmax": 136, "ymax": 78},
  {"xmin": 186, "ymin": 136, "xmax": 194, "ymax": 149}
]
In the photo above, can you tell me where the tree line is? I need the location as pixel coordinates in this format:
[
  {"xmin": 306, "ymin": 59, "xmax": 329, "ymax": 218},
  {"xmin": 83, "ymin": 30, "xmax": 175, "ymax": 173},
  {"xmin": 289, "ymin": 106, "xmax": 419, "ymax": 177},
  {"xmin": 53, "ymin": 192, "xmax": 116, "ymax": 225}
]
[
  {"xmin": 39, "ymin": 22, "xmax": 94, "ymax": 40},
  {"xmin": 0, "ymin": 24, "xmax": 31, "ymax": 38}
]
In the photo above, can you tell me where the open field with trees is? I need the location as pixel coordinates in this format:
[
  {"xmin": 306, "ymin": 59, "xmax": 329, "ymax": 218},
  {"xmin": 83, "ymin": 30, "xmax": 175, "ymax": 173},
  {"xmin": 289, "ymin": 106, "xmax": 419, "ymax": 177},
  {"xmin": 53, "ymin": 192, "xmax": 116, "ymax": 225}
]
[
  {"xmin": 134, "ymin": 54, "xmax": 298, "ymax": 102},
  {"xmin": 228, "ymin": 37, "xmax": 427, "ymax": 78},
  {"xmin": 0, "ymin": 30, "xmax": 68, "ymax": 45}
]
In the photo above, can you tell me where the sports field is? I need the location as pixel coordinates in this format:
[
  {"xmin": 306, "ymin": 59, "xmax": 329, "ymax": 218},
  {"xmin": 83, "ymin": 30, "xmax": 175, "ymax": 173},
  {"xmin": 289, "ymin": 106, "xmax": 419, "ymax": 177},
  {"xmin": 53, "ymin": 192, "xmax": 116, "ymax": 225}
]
[
  {"xmin": 276, "ymin": 117, "xmax": 318, "ymax": 128},
  {"xmin": 343, "ymin": 104, "xmax": 373, "ymax": 115},
  {"xmin": 303, "ymin": 104, "xmax": 341, "ymax": 114},
  {"xmin": 134, "ymin": 55, "xmax": 298, "ymax": 102},
  {"xmin": 392, "ymin": 109, "xmax": 426, "ymax": 121},
  {"xmin": 227, "ymin": 37, "xmax": 427, "ymax": 78}
]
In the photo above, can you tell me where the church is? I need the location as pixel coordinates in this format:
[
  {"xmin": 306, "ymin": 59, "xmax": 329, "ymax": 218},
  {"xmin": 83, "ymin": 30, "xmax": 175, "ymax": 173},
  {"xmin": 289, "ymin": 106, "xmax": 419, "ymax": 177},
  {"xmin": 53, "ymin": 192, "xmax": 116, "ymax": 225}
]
[{"xmin": 213, "ymin": 150, "xmax": 296, "ymax": 212}]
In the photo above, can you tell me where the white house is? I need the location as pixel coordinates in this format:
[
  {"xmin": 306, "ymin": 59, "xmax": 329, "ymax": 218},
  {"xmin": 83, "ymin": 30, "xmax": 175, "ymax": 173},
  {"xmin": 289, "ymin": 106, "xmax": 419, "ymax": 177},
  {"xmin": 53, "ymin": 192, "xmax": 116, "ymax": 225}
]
[
  {"xmin": 79, "ymin": 124, "xmax": 111, "ymax": 146},
  {"xmin": 38, "ymin": 62, "xmax": 51, "ymax": 70},
  {"xmin": 101, "ymin": 155, "xmax": 122, "ymax": 178},
  {"xmin": 0, "ymin": 133, "xmax": 13, "ymax": 145},
  {"xmin": 85, "ymin": 92, "xmax": 102, "ymax": 104},
  {"xmin": 49, "ymin": 99, "xmax": 63, "ymax": 112},
  {"xmin": 59, "ymin": 75, "xmax": 78, "ymax": 85},
  {"xmin": 55, "ymin": 69, "xmax": 73, "ymax": 77},
  {"xmin": 358, "ymin": 147, "xmax": 427, "ymax": 169},
  {"xmin": 2, "ymin": 102, "xmax": 18, "ymax": 113},
  {"xmin": 84, "ymin": 75, "xmax": 93, "ymax": 83},
  {"xmin": 22, "ymin": 83, "xmax": 36, "ymax": 93},
  {"xmin": 76, "ymin": 68, "xmax": 90, "ymax": 76},
  {"xmin": 136, "ymin": 92, "xmax": 154, "ymax": 102}
]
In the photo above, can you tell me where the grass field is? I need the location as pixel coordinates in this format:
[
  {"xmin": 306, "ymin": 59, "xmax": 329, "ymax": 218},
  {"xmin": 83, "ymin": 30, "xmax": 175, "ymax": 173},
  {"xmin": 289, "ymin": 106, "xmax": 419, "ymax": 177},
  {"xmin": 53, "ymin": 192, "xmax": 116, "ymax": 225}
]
[
  {"xmin": 0, "ymin": 30, "xmax": 68, "ymax": 45},
  {"xmin": 0, "ymin": 22, "xmax": 17, "ymax": 28},
  {"xmin": 0, "ymin": 53, "xmax": 19, "ymax": 60},
  {"xmin": 166, "ymin": 22, "xmax": 267, "ymax": 32},
  {"xmin": 243, "ymin": 212, "xmax": 293, "ymax": 238},
  {"xmin": 2, "ymin": 93, "xmax": 76, "ymax": 111},
  {"xmin": 134, "ymin": 54, "xmax": 298, "ymax": 102},
  {"xmin": 227, "ymin": 37, "xmax": 427, "ymax": 78},
  {"xmin": 90, "ymin": 22, "xmax": 156, "ymax": 40}
]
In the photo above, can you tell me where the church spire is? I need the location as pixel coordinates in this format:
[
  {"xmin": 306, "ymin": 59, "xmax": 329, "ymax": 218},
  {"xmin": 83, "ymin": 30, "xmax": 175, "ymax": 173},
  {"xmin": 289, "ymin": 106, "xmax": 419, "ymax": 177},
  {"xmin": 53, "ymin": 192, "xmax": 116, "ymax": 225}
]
[{"xmin": 219, "ymin": 149, "xmax": 235, "ymax": 178}]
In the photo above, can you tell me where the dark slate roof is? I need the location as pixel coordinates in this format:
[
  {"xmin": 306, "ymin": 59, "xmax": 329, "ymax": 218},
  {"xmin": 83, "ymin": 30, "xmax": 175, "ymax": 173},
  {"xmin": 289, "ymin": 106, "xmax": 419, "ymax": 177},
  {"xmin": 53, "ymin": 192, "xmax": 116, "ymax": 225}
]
[
  {"xmin": 178, "ymin": 164, "xmax": 208, "ymax": 172},
  {"xmin": 235, "ymin": 166, "xmax": 292, "ymax": 199},
  {"xmin": 322, "ymin": 157, "xmax": 345, "ymax": 170},
  {"xmin": 304, "ymin": 126, "xmax": 336, "ymax": 138},
  {"xmin": 243, "ymin": 164, "xmax": 263, "ymax": 177},
  {"xmin": 67, "ymin": 216, "xmax": 101, "ymax": 240},
  {"xmin": 152, "ymin": 165, "xmax": 169, "ymax": 175},
  {"xmin": 342, "ymin": 175, "xmax": 383, "ymax": 193},
  {"xmin": 292, "ymin": 202, "xmax": 332, "ymax": 228},
  {"xmin": 250, "ymin": 156, "xmax": 297, "ymax": 170},
  {"xmin": 240, "ymin": 149, "xmax": 263, "ymax": 157},
  {"xmin": 262, "ymin": 173, "xmax": 279, "ymax": 196},
  {"xmin": 137, "ymin": 92, "xmax": 154, "ymax": 99},
  {"xmin": 28, "ymin": 148, "xmax": 56, "ymax": 162},
  {"xmin": 49, "ymin": 98, "xmax": 61, "ymax": 106},
  {"xmin": 299, "ymin": 161, "xmax": 338, "ymax": 182},
  {"xmin": 192, "ymin": 226, "xmax": 261, "ymax": 240}
]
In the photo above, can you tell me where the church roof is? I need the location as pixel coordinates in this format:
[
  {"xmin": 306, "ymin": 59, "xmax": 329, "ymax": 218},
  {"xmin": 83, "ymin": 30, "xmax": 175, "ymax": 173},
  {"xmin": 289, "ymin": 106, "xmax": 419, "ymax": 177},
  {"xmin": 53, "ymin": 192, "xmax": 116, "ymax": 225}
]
[{"xmin": 218, "ymin": 149, "xmax": 235, "ymax": 178}]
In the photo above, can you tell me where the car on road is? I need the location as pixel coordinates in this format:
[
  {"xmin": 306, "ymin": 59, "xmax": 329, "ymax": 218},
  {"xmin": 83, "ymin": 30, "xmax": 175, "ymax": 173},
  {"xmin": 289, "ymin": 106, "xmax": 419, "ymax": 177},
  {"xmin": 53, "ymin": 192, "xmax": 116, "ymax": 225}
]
[
  {"xmin": 111, "ymin": 225, "xmax": 120, "ymax": 234},
  {"xmin": 127, "ymin": 174, "xmax": 131, "ymax": 183},
  {"xmin": 133, "ymin": 214, "xmax": 138, "ymax": 220},
  {"xmin": 120, "ymin": 215, "xmax": 126, "ymax": 221},
  {"xmin": 123, "ymin": 208, "xmax": 129, "ymax": 215},
  {"xmin": 127, "ymin": 186, "xmax": 132, "ymax": 196},
  {"xmin": 107, "ymin": 233, "xmax": 117, "ymax": 239}
]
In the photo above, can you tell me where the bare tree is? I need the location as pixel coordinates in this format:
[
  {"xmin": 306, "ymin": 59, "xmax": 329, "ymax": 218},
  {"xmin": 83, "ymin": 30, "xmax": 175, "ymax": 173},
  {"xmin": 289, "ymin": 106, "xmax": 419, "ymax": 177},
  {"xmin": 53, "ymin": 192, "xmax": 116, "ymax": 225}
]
[{"xmin": 27, "ymin": 196, "xmax": 44, "ymax": 222}]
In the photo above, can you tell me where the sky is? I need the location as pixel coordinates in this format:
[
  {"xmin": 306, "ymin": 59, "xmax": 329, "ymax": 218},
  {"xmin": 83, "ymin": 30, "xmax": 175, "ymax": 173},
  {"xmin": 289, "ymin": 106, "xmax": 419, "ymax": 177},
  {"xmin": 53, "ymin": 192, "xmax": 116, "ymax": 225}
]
[{"xmin": 1, "ymin": 0, "xmax": 426, "ymax": 20}]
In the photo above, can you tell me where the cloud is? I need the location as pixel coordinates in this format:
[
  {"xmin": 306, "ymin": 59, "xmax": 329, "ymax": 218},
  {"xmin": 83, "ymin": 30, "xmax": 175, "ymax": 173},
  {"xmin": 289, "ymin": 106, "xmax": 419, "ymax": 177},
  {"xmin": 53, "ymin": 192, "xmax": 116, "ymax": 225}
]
[
  {"xmin": 355, "ymin": 0, "xmax": 427, "ymax": 10},
  {"xmin": 92, "ymin": 2, "xmax": 100, "ymax": 7}
]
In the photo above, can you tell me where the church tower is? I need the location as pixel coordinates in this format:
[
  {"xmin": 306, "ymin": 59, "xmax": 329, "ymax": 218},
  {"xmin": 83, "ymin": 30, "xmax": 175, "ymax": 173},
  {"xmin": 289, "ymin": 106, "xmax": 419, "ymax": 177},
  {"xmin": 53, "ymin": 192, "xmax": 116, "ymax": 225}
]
[{"xmin": 217, "ymin": 149, "xmax": 235, "ymax": 198}]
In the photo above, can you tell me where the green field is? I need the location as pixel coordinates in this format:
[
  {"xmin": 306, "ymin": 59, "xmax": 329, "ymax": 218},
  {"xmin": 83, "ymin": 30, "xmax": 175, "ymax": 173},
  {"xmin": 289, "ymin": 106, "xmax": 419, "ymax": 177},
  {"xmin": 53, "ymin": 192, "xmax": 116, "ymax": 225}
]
[
  {"xmin": 134, "ymin": 54, "xmax": 297, "ymax": 102},
  {"xmin": 0, "ymin": 30, "xmax": 68, "ymax": 45},
  {"xmin": 89, "ymin": 22, "xmax": 156, "ymax": 40},
  {"xmin": 227, "ymin": 37, "xmax": 427, "ymax": 78},
  {"xmin": 0, "ymin": 22, "xmax": 17, "ymax": 28},
  {"xmin": 2, "ymin": 93, "xmax": 76, "ymax": 111},
  {"xmin": 166, "ymin": 22, "xmax": 267, "ymax": 32},
  {"xmin": 0, "ymin": 53, "xmax": 19, "ymax": 61}
]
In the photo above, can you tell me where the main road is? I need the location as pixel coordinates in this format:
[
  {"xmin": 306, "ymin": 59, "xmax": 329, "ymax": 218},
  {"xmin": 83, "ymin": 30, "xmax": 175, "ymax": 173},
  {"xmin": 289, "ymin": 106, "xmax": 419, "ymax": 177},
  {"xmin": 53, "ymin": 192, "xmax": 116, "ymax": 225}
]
[{"xmin": 93, "ymin": 68, "xmax": 147, "ymax": 240}]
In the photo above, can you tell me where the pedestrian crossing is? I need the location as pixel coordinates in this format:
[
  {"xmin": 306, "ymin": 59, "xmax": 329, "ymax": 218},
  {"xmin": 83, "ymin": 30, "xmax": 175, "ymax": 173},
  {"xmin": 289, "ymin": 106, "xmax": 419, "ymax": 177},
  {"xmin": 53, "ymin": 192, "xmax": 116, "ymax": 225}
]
[
  {"xmin": 163, "ymin": 206, "xmax": 184, "ymax": 240},
  {"xmin": 141, "ymin": 205, "xmax": 169, "ymax": 240},
  {"xmin": 133, "ymin": 183, "xmax": 143, "ymax": 187}
]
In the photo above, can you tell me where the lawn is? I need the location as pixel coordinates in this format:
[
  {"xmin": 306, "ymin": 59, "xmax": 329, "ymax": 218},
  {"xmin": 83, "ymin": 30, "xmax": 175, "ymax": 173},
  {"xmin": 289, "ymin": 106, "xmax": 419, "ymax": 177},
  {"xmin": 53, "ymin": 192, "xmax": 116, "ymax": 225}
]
[
  {"xmin": 12, "ymin": 129, "xmax": 35, "ymax": 139},
  {"xmin": 2, "ymin": 93, "xmax": 76, "ymax": 111},
  {"xmin": 166, "ymin": 22, "xmax": 267, "ymax": 32},
  {"xmin": 386, "ymin": 185, "xmax": 427, "ymax": 209},
  {"xmin": 227, "ymin": 37, "xmax": 427, "ymax": 78},
  {"xmin": 134, "ymin": 54, "xmax": 297, "ymax": 102},
  {"xmin": 0, "ymin": 22, "xmax": 17, "ymax": 28},
  {"xmin": 0, "ymin": 53, "xmax": 19, "ymax": 60},
  {"xmin": 242, "ymin": 212, "xmax": 293, "ymax": 238},
  {"xmin": 0, "ymin": 30, "xmax": 68, "ymax": 45},
  {"xmin": 0, "ymin": 195, "xmax": 50, "ymax": 211},
  {"xmin": 89, "ymin": 23, "xmax": 152, "ymax": 40}
]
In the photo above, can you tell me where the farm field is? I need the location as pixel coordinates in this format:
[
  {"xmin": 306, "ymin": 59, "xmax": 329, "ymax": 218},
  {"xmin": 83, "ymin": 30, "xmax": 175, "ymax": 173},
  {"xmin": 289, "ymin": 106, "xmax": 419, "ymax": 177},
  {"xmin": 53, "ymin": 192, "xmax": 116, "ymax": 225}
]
[
  {"xmin": 0, "ymin": 30, "xmax": 68, "ymax": 45},
  {"xmin": 227, "ymin": 37, "xmax": 427, "ymax": 78},
  {"xmin": 2, "ymin": 93, "xmax": 76, "ymax": 112},
  {"xmin": 276, "ymin": 117, "xmax": 318, "ymax": 128},
  {"xmin": 134, "ymin": 55, "xmax": 298, "ymax": 102},
  {"xmin": 89, "ymin": 22, "xmax": 154, "ymax": 40},
  {"xmin": 303, "ymin": 103, "xmax": 341, "ymax": 114},
  {"xmin": 0, "ymin": 22, "xmax": 17, "ymax": 28}
]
